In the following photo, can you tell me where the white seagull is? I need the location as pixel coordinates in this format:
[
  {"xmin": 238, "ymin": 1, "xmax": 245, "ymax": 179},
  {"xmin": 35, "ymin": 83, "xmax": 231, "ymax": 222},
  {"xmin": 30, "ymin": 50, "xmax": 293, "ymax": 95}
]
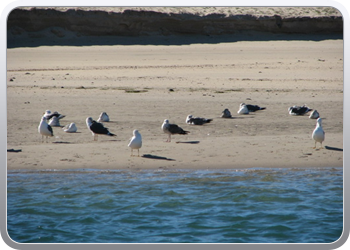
[
  {"xmin": 312, "ymin": 118, "xmax": 325, "ymax": 149},
  {"xmin": 128, "ymin": 129, "xmax": 142, "ymax": 156},
  {"xmin": 97, "ymin": 112, "xmax": 110, "ymax": 122},
  {"xmin": 48, "ymin": 116, "xmax": 61, "ymax": 127},
  {"xmin": 237, "ymin": 103, "xmax": 249, "ymax": 114},
  {"xmin": 309, "ymin": 110, "xmax": 320, "ymax": 119},
  {"xmin": 86, "ymin": 117, "xmax": 116, "ymax": 141},
  {"xmin": 38, "ymin": 117, "xmax": 54, "ymax": 143},
  {"xmin": 162, "ymin": 119, "xmax": 189, "ymax": 142},
  {"xmin": 62, "ymin": 122, "xmax": 78, "ymax": 133}
]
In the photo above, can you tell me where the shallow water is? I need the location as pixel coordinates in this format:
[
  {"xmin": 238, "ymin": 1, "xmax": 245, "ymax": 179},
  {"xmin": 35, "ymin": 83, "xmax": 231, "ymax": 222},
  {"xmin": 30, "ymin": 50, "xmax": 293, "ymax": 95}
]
[{"xmin": 7, "ymin": 167, "xmax": 343, "ymax": 243}]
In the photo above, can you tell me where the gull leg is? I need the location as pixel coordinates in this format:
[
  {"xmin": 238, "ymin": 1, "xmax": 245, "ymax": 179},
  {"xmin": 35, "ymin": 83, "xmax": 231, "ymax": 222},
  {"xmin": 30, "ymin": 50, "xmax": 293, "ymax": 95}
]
[
  {"xmin": 137, "ymin": 149, "xmax": 140, "ymax": 157},
  {"xmin": 130, "ymin": 149, "xmax": 133, "ymax": 157},
  {"xmin": 94, "ymin": 134, "xmax": 97, "ymax": 141},
  {"xmin": 313, "ymin": 141, "xmax": 316, "ymax": 149}
]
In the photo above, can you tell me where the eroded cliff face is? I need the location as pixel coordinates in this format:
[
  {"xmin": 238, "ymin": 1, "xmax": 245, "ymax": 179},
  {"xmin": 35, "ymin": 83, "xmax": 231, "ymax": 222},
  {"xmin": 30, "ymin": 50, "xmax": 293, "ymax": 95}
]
[{"xmin": 7, "ymin": 8, "xmax": 342, "ymax": 39}]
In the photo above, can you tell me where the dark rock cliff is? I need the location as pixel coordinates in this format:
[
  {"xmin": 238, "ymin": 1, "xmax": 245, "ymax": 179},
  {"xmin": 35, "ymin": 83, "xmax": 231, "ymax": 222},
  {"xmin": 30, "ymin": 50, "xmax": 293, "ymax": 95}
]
[{"xmin": 8, "ymin": 8, "xmax": 343, "ymax": 38}]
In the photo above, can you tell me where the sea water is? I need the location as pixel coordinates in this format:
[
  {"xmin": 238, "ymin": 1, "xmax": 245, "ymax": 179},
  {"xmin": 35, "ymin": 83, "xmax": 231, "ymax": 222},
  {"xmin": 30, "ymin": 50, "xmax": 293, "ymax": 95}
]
[{"xmin": 7, "ymin": 167, "xmax": 343, "ymax": 243}]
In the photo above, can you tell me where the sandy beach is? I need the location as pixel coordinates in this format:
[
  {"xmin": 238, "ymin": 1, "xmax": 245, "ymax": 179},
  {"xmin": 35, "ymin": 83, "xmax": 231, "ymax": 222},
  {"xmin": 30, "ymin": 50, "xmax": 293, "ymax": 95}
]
[{"xmin": 6, "ymin": 34, "xmax": 343, "ymax": 170}]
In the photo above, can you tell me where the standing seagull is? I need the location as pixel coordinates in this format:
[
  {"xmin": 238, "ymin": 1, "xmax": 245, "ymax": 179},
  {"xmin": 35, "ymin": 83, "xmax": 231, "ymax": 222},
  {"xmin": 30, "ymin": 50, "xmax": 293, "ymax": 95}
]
[
  {"xmin": 162, "ymin": 119, "xmax": 189, "ymax": 142},
  {"xmin": 38, "ymin": 117, "xmax": 54, "ymax": 143},
  {"xmin": 186, "ymin": 115, "xmax": 212, "ymax": 125},
  {"xmin": 97, "ymin": 112, "xmax": 110, "ymax": 122},
  {"xmin": 86, "ymin": 117, "xmax": 116, "ymax": 141},
  {"xmin": 312, "ymin": 118, "xmax": 325, "ymax": 149},
  {"xmin": 128, "ymin": 130, "xmax": 142, "ymax": 156}
]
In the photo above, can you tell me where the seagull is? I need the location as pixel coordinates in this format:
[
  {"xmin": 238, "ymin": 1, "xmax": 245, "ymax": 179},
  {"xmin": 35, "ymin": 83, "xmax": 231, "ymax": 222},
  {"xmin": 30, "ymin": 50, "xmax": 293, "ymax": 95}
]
[
  {"xmin": 312, "ymin": 118, "xmax": 325, "ymax": 149},
  {"xmin": 62, "ymin": 123, "xmax": 77, "ymax": 133},
  {"xmin": 86, "ymin": 117, "xmax": 116, "ymax": 141},
  {"xmin": 43, "ymin": 110, "xmax": 65, "ymax": 120},
  {"xmin": 38, "ymin": 117, "xmax": 54, "ymax": 143},
  {"xmin": 309, "ymin": 110, "xmax": 320, "ymax": 119},
  {"xmin": 97, "ymin": 112, "xmax": 110, "ymax": 122},
  {"xmin": 237, "ymin": 103, "xmax": 249, "ymax": 114},
  {"xmin": 221, "ymin": 108, "xmax": 232, "ymax": 118},
  {"xmin": 186, "ymin": 115, "xmax": 212, "ymax": 125},
  {"xmin": 288, "ymin": 105, "xmax": 312, "ymax": 115},
  {"xmin": 128, "ymin": 129, "xmax": 142, "ymax": 156},
  {"xmin": 241, "ymin": 103, "xmax": 266, "ymax": 112},
  {"xmin": 162, "ymin": 119, "xmax": 189, "ymax": 142},
  {"xmin": 48, "ymin": 116, "xmax": 62, "ymax": 127}
]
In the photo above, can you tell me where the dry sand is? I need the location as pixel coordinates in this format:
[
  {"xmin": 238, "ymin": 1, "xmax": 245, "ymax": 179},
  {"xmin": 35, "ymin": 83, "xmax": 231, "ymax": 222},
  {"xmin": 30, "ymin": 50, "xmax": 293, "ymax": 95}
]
[{"xmin": 7, "ymin": 37, "xmax": 343, "ymax": 170}]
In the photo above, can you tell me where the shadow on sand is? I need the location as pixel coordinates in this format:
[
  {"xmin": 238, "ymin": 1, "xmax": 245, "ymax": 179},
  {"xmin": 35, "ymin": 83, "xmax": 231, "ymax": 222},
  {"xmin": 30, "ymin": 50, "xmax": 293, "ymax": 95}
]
[
  {"xmin": 175, "ymin": 141, "xmax": 200, "ymax": 144},
  {"xmin": 7, "ymin": 149, "xmax": 22, "ymax": 153},
  {"xmin": 142, "ymin": 154, "xmax": 175, "ymax": 161},
  {"xmin": 325, "ymin": 146, "xmax": 343, "ymax": 152}
]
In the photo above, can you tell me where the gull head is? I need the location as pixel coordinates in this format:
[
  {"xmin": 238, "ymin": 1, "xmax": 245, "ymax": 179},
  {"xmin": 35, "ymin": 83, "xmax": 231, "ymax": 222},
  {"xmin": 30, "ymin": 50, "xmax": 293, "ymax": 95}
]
[{"xmin": 86, "ymin": 117, "xmax": 93, "ymax": 127}]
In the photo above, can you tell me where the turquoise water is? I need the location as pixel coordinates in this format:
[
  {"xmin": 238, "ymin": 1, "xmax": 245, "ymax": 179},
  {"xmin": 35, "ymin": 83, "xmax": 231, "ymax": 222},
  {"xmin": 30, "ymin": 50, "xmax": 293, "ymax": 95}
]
[{"xmin": 7, "ymin": 167, "xmax": 343, "ymax": 243}]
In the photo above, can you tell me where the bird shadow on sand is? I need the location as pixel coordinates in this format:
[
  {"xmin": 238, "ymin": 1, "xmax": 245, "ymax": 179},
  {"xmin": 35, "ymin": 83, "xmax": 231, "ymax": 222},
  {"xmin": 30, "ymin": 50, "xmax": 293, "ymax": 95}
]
[
  {"xmin": 142, "ymin": 154, "xmax": 176, "ymax": 161},
  {"xmin": 175, "ymin": 141, "xmax": 200, "ymax": 144},
  {"xmin": 325, "ymin": 146, "xmax": 343, "ymax": 152},
  {"xmin": 52, "ymin": 141, "xmax": 72, "ymax": 144},
  {"xmin": 7, "ymin": 149, "xmax": 22, "ymax": 153},
  {"xmin": 219, "ymin": 116, "xmax": 255, "ymax": 119}
]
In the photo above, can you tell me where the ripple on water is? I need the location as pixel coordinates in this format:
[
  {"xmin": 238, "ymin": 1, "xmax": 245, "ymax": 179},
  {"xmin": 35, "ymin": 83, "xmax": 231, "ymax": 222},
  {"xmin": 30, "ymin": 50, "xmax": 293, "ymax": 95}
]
[{"xmin": 7, "ymin": 167, "xmax": 343, "ymax": 243}]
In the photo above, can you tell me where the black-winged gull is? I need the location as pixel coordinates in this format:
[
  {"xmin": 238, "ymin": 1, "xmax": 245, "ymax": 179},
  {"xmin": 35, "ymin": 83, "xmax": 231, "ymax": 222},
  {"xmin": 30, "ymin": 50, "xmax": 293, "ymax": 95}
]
[
  {"xmin": 186, "ymin": 115, "xmax": 212, "ymax": 125},
  {"xmin": 38, "ymin": 117, "xmax": 54, "ymax": 142},
  {"xmin": 312, "ymin": 118, "xmax": 325, "ymax": 149},
  {"xmin": 128, "ymin": 129, "xmax": 142, "ymax": 156},
  {"xmin": 240, "ymin": 103, "xmax": 266, "ymax": 112},
  {"xmin": 162, "ymin": 119, "xmax": 189, "ymax": 142},
  {"xmin": 288, "ymin": 105, "xmax": 312, "ymax": 115},
  {"xmin": 43, "ymin": 110, "xmax": 65, "ymax": 120},
  {"xmin": 86, "ymin": 117, "xmax": 116, "ymax": 141}
]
